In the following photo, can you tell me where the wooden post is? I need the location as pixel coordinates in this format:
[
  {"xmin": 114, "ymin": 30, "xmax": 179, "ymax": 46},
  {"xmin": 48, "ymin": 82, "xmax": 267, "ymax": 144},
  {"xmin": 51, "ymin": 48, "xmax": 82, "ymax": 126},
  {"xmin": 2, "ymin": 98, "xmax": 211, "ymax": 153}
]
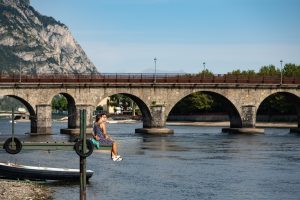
[{"xmin": 80, "ymin": 109, "xmax": 87, "ymax": 200}]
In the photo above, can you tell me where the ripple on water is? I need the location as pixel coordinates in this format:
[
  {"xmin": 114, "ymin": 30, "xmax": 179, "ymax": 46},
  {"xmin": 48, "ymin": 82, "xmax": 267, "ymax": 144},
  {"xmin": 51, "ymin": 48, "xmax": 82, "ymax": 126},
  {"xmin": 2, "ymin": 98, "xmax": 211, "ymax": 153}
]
[{"xmin": 0, "ymin": 121, "xmax": 300, "ymax": 200}]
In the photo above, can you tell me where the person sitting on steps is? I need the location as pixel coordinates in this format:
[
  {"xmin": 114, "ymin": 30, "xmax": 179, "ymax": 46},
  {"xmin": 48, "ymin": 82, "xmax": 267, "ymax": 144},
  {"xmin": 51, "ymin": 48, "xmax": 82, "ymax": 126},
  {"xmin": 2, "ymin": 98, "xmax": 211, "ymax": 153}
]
[{"xmin": 93, "ymin": 113, "xmax": 123, "ymax": 161}]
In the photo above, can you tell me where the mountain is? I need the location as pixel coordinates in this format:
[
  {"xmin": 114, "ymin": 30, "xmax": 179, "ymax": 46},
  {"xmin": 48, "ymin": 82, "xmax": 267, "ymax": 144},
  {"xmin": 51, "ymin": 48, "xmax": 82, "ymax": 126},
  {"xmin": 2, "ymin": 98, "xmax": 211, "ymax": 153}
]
[{"xmin": 0, "ymin": 0, "xmax": 98, "ymax": 74}]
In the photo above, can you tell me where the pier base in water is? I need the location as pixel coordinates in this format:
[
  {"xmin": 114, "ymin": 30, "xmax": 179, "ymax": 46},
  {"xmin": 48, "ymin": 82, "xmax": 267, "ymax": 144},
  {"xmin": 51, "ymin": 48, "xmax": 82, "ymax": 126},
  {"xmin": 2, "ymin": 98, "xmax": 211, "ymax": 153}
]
[
  {"xmin": 222, "ymin": 128, "xmax": 264, "ymax": 134},
  {"xmin": 135, "ymin": 128, "xmax": 174, "ymax": 135},
  {"xmin": 290, "ymin": 128, "xmax": 300, "ymax": 134}
]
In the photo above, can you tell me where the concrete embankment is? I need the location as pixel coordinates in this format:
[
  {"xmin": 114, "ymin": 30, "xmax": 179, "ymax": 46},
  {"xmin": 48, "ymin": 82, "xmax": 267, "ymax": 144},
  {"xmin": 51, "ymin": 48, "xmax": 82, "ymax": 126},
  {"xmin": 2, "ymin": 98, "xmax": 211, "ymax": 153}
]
[{"xmin": 0, "ymin": 179, "xmax": 53, "ymax": 200}]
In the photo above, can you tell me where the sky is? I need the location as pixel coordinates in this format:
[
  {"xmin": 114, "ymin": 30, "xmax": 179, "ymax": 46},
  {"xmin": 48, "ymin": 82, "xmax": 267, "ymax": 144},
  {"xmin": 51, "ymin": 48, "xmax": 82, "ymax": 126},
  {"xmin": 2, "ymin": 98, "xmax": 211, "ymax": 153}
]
[{"xmin": 31, "ymin": 0, "xmax": 300, "ymax": 74}]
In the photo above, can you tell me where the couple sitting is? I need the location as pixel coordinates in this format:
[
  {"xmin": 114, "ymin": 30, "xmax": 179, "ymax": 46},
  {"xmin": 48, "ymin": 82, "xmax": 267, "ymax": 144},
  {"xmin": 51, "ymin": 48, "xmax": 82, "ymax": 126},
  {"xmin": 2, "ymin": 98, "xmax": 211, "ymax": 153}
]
[{"xmin": 92, "ymin": 113, "xmax": 123, "ymax": 161}]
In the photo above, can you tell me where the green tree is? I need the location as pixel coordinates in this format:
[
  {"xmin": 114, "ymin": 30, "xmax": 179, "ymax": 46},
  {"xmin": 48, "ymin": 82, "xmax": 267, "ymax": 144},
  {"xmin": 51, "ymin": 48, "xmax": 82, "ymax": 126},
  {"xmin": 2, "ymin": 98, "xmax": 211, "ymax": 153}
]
[
  {"xmin": 283, "ymin": 63, "xmax": 300, "ymax": 77},
  {"xmin": 196, "ymin": 69, "xmax": 214, "ymax": 77},
  {"xmin": 58, "ymin": 97, "xmax": 67, "ymax": 111},
  {"xmin": 257, "ymin": 93, "xmax": 297, "ymax": 115},
  {"xmin": 258, "ymin": 65, "xmax": 280, "ymax": 76},
  {"xmin": 51, "ymin": 95, "xmax": 67, "ymax": 111},
  {"xmin": 109, "ymin": 94, "xmax": 137, "ymax": 112},
  {"xmin": 227, "ymin": 69, "xmax": 256, "ymax": 76},
  {"xmin": 51, "ymin": 98, "xmax": 59, "ymax": 110},
  {"xmin": 170, "ymin": 93, "xmax": 215, "ymax": 115}
]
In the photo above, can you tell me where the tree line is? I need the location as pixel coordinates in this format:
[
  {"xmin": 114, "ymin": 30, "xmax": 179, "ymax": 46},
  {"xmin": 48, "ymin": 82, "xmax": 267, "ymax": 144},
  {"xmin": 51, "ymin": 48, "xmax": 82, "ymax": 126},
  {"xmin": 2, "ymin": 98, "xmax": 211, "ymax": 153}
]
[
  {"xmin": 171, "ymin": 63, "xmax": 300, "ymax": 115},
  {"xmin": 196, "ymin": 63, "xmax": 300, "ymax": 77}
]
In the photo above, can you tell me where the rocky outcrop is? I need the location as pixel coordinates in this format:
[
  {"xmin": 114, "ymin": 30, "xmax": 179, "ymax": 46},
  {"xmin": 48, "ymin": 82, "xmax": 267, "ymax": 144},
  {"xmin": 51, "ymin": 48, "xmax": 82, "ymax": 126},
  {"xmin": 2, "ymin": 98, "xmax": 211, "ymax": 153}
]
[{"xmin": 0, "ymin": 0, "xmax": 97, "ymax": 74}]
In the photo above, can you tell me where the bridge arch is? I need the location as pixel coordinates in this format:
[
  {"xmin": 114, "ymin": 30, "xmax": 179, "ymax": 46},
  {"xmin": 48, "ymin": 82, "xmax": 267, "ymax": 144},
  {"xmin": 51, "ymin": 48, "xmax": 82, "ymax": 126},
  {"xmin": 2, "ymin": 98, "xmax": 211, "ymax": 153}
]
[
  {"xmin": 98, "ymin": 93, "xmax": 151, "ymax": 128},
  {"xmin": 6, "ymin": 95, "xmax": 36, "ymax": 133},
  {"xmin": 50, "ymin": 92, "xmax": 77, "ymax": 129},
  {"xmin": 256, "ymin": 92, "xmax": 300, "ymax": 128},
  {"xmin": 167, "ymin": 90, "xmax": 242, "ymax": 128}
]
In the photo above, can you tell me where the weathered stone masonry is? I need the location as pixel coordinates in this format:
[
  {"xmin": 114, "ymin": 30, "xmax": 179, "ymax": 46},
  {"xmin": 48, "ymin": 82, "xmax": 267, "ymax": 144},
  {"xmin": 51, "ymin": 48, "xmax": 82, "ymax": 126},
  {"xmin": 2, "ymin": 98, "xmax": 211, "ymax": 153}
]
[{"xmin": 0, "ymin": 83, "xmax": 299, "ymax": 134}]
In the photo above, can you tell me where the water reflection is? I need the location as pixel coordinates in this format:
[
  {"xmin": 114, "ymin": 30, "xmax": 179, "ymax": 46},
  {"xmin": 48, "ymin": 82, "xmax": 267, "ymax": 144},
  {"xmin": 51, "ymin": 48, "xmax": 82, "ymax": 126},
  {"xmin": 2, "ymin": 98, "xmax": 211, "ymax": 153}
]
[{"xmin": 0, "ymin": 120, "xmax": 300, "ymax": 200}]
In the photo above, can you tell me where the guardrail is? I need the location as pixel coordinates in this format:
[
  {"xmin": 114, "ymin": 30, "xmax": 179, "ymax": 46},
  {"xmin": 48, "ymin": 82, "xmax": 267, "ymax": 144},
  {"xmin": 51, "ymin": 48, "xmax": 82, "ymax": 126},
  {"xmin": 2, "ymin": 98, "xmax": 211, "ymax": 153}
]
[{"xmin": 0, "ymin": 73, "xmax": 299, "ymax": 84}]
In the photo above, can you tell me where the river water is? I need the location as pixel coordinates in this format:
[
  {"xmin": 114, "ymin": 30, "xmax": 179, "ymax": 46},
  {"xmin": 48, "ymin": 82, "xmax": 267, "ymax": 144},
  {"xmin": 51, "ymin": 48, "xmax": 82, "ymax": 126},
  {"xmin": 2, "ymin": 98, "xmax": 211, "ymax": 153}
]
[{"xmin": 0, "ymin": 119, "xmax": 299, "ymax": 200}]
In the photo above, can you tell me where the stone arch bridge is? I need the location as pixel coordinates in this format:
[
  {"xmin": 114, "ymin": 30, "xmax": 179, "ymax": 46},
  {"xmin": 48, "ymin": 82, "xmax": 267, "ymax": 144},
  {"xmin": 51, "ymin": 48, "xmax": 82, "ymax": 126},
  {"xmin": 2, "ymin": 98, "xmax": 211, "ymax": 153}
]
[{"xmin": 0, "ymin": 74, "xmax": 299, "ymax": 134}]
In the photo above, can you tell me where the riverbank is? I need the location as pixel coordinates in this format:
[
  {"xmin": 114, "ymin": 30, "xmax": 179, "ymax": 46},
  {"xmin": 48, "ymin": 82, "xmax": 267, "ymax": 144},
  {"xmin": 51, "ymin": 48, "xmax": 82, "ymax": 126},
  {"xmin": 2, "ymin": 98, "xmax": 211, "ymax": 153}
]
[
  {"xmin": 166, "ymin": 121, "xmax": 298, "ymax": 128},
  {"xmin": 0, "ymin": 179, "xmax": 53, "ymax": 200}
]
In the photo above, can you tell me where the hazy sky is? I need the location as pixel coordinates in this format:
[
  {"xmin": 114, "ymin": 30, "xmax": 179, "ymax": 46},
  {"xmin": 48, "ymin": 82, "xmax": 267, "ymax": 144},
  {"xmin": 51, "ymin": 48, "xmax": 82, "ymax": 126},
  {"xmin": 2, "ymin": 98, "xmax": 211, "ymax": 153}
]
[{"xmin": 31, "ymin": 0, "xmax": 300, "ymax": 74}]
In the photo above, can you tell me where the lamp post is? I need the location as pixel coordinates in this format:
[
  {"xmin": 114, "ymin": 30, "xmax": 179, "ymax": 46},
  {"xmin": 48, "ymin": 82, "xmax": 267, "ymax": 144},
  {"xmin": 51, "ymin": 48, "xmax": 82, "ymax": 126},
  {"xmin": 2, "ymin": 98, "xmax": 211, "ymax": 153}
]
[
  {"xmin": 154, "ymin": 57, "xmax": 157, "ymax": 83},
  {"xmin": 203, "ymin": 62, "xmax": 206, "ymax": 79},
  {"xmin": 280, "ymin": 60, "xmax": 283, "ymax": 85}
]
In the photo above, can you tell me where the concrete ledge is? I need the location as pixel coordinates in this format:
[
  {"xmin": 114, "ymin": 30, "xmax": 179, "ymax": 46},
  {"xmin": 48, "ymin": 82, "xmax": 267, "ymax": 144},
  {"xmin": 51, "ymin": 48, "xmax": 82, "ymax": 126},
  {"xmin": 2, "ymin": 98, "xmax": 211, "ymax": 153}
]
[
  {"xmin": 222, "ymin": 128, "xmax": 264, "ymax": 134},
  {"xmin": 60, "ymin": 128, "xmax": 93, "ymax": 135},
  {"xmin": 290, "ymin": 128, "xmax": 300, "ymax": 134},
  {"xmin": 135, "ymin": 128, "xmax": 174, "ymax": 135}
]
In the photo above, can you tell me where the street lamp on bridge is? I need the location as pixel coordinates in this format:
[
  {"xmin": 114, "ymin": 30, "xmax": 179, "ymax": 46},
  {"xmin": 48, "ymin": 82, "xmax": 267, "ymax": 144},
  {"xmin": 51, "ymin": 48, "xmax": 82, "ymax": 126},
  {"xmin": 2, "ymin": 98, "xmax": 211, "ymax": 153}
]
[
  {"xmin": 154, "ymin": 57, "xmax": 157, "ymax": 83},
  {"xmin": 280, "ymin": 60, "xmax": 283, "ymax": 85},
  {"xmin": 203, "ymin": 62, "xmax": 206, "ymax": 79}
]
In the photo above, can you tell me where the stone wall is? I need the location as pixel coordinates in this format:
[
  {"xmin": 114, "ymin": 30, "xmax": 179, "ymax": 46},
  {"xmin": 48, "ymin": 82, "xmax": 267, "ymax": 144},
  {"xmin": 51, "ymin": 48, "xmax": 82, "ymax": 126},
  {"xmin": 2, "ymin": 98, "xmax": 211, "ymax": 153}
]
[{"xmin": 0, "ymin": 82, "xmax": 299, "ymax": 133}]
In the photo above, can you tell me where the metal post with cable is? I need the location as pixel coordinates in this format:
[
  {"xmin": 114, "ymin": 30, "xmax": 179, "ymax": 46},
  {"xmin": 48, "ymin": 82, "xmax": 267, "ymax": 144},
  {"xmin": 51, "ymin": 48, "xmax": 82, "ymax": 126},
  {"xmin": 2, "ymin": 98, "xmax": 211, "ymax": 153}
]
[{"xmin": 80, "ymin": 109, "xmax": 87, "ymax": 200}]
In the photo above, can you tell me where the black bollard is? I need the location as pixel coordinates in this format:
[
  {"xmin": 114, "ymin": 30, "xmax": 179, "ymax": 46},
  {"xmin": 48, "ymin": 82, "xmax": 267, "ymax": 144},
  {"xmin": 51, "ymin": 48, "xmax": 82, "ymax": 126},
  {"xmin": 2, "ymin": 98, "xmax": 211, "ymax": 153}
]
[
  {"xmin": 11, "ymin": 108, "xmax": 15, "ymax": 149},
  {"xmin": 80, "ymin": 109, "xmax": 87, "ymax": 200}
]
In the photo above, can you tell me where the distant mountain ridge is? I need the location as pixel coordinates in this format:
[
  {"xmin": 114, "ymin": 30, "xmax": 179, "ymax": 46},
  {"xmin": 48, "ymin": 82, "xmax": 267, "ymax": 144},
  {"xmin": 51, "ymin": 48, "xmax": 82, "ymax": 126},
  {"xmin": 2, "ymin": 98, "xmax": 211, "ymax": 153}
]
[{"xmin": 0, "ymin": 0, "xmax": 98, "ymax": 74}]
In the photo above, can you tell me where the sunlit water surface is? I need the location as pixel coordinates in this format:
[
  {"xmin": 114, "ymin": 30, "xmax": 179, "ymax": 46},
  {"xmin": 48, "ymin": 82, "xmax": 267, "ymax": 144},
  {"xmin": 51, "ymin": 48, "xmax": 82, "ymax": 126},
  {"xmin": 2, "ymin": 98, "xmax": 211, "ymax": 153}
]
[{"xmin": 0, "ymin": 120, "xmax": 299, "ymax": 200}]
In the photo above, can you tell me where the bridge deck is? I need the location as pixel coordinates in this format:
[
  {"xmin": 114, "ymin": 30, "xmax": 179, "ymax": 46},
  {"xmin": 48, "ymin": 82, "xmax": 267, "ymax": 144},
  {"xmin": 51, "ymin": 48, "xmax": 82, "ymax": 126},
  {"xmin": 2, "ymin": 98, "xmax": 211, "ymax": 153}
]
[{"xmin": 0, "ymin": 73, "xmax": 299, "ymax": 84}]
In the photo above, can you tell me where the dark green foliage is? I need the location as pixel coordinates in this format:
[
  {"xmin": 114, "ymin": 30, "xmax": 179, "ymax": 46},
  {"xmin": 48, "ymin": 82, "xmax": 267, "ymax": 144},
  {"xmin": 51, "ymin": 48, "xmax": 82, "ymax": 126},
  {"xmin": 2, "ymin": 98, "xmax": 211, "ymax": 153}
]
[
  {"xmin": 196, "ymin": 69, "xmax": 214, "ymax": 77},
  {"xmin": 51, "ymin": 95, "xmax": 67, "ymax": 111},
  {"xmin": 283, "ymin": 63, "xmax": 300, "ymax": 77},
  {"xmin": 170, "ymin": 93, "xmax": 223, "ymax": 115},
  {"xmin": 258, "ymin": 65, "xmax": 281, "ymax": 76},
  {"xmin": 109, "ymin": 94, "xmax": 134, "ymax": 111},
  {"xmin": 227, "ymin": 64, "xmax": 300, "ymax": 77},
  {"xmin": 227, "ymin": 69, "xmax": 256, "ymax": 76},
  {"xmin": 257, "ymin": 93, "xmax": 297, "ymax": 115},
  {"xmin": 96, "ymin": 106, "xmax": 103, "ymax": 113}
]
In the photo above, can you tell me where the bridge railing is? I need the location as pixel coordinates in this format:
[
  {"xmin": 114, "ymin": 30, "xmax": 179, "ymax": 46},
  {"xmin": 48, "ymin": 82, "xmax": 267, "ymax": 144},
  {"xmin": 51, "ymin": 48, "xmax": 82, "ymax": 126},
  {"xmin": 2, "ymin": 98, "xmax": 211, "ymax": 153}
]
[{"xmin": 0, "ymin": 73, "xmax": 299, "ymax": 84}]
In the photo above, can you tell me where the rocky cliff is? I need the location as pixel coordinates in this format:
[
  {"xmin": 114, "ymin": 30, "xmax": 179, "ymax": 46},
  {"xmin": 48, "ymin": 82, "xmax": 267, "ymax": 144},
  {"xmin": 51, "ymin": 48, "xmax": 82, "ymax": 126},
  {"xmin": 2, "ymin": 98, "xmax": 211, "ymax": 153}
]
[{"xmin": 0, "ymin": 0, "xmax": 97, "ymax": 74}]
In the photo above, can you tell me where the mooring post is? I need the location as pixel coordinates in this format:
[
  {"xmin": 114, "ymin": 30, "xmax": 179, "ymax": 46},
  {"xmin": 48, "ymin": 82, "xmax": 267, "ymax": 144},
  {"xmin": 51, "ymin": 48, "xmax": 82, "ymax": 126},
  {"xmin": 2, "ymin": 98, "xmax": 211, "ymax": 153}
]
[
  {"xmin": 11, "ymin": 108, "xmax": 15, "ymax": 146},
  {"xmin": 80, "ymin": 109, "xmax": 87, "ymax": 200}
]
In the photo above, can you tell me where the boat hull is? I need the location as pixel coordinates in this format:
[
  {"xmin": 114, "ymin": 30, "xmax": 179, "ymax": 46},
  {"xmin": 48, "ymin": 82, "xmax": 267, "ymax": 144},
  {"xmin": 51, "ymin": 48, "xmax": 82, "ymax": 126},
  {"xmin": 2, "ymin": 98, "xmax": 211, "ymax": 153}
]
[{"xmin": 0, "ymin": 162, "xmax": 94, "ymax": 181}]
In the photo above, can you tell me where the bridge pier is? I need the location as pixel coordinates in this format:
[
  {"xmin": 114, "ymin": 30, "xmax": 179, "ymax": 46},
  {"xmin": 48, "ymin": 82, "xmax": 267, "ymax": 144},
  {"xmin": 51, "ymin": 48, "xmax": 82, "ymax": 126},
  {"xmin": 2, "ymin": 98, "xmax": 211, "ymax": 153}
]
[
  {"xmin": 34, "ymin": 104, "xmax": 52, "ymax": 134},
  {"xmin": 136, "ymin": 104, "xmax": 174, "ymax": 134},
  {"xmin": 222, "ymin": 105, "xmax": 264, "ymax": 134},
  {"xmin": 60, "ymin": 104, "xmax": 94, "ymax": 135},
  {"xmin": 290, "ymin": 107, "xmax": 300, "ymax": 134}
]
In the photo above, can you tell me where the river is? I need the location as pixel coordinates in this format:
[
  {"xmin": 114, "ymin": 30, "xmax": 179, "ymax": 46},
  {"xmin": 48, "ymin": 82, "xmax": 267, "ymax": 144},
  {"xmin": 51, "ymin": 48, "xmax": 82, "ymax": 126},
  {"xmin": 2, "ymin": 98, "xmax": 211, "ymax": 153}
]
[{"xmin": 0, "ymin": 119, "xmax": 299, "ymax": 200}]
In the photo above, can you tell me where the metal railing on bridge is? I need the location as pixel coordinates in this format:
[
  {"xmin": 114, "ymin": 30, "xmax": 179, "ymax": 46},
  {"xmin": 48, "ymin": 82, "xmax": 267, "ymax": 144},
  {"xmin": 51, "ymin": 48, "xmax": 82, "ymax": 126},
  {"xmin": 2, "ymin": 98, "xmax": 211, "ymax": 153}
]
[{"xmin": 0, "ymin": 73, "xmax": 299, "ymax": 84}]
